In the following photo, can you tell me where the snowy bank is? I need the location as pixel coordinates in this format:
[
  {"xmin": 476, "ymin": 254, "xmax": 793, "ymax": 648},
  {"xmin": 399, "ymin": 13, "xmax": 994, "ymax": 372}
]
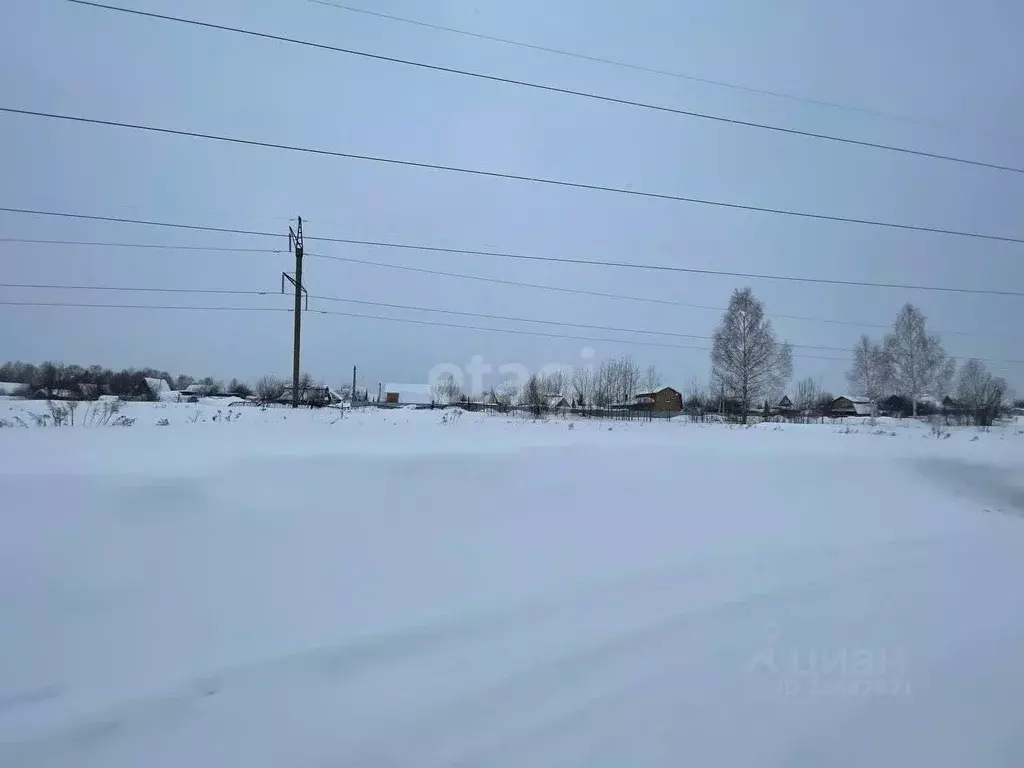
[{"xmin": 1, "ymin": 409, "xmax": 1023, "ymax": 766}]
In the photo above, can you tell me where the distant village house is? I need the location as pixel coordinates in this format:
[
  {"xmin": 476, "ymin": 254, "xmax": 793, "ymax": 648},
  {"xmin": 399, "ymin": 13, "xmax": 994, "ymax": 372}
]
[{"xmin": 831, "ymin": 395, "xmax": 877, "ymax": 417}]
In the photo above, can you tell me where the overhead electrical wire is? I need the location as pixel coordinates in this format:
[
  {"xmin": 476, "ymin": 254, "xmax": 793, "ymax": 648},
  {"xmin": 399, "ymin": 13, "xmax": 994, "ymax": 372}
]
[
  {"xmin": 0, "ymin": 281, "xmax": 830, "ymax": 350},
  {"xmin": 2, "ymin": 235, "xmax": 1018, "ymax": 341},
  {"xmin": 2, "ymin": 284, "xmax": 1022, "ymax": 366},
  {"xmin": 1, "ymin": 207, "xmax": 1022, "ymax": 298},
  {"xmin": 0, "ymin": 300, "xmax": 291, "ymax": 314},
  {"xmin": 0, "ymin": 206, "xmax": 280, "ymax": 241},
  {"xmin": 305, "ymin": 252, "xmax": 1022, "ymax": 342},
  {"xmin": 305, "ymin": 0, "xmax": 990, "ymax": 139},
  {"xmin": 5, "ymin": 105, "xmax": 1024, "ymax": 247},
  {"xmin": 306, "ymin": 236, "xmax": 1024, "ymax": 296},
  {"xmin": 65, "ymin": 0, "xmax": 1024, "ymax": 176},
  {"xmin": 0, "ymin": 298, "xmax": 847, "ymax": 360},
  {"xmin": 0, "ymin": 282, "xmax": 274, "ymax": 298},
  {"xmin": 0, "ymin": 237, "xmax": 281, "ymax": 254}
]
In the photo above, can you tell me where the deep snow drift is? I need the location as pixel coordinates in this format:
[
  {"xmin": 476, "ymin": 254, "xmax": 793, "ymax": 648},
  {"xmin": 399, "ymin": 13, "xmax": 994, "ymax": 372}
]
[{"xmin": 1, "ymin": 405, "xmax": 1023, "ymax": 767}]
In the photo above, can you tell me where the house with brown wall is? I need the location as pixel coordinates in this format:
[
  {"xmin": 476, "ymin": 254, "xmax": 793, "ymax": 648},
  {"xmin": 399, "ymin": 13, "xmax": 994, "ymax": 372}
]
[{"xmin": 634, "ymin": 387, "xmax": 683, "ymax": 412}]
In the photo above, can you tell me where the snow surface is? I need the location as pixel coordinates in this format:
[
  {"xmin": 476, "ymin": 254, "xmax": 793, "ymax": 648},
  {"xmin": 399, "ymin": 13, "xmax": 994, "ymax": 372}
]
[{"xmin": 2, "ymin": 405, "xmax": 1024, "ymax": 767}]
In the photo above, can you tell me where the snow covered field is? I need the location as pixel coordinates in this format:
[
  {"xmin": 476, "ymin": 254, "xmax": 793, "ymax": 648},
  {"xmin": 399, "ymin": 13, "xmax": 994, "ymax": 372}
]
[{"xmin": 2, "ymin": 404, "xmax": 1023, "ymax": 767}]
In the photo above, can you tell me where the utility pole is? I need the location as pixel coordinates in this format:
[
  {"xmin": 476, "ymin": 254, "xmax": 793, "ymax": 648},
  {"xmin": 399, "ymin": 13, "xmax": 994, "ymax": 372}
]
[
  {"xmin": 377, "ymin": 382, "xmax": 382, "ymax": 403},
  {"xmin": 286, "ymin": 217, "xmax": 304, "ymax": 408},
  {"xmin": 351, "ymin": 365, "xmax": 357, "ymax": 404}
]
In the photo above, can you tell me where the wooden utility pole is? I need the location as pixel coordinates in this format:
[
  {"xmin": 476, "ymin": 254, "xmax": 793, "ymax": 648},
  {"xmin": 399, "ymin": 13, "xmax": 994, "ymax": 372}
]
[
  {"xmin": 351, "ymin": 365, "xmax": 357, "ymax": 404},
  {"xmin": 289, "ymin": 218, "xmax": 304, "ymax": 408}
]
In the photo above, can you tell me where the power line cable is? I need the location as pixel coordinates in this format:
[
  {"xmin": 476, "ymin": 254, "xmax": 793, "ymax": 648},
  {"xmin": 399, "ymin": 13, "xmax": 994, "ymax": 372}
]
[
  {"xmin": 307, "ymin": 237, "xmax": 1024, "ymax": 296},
  {"xmin": 5, "ymin": 110, "xmax": 1024, "ymax": 251},
  {"xmin": 2, "ymin": 208, "xmax": 1022, "ymax": 298},
  {"xmin": 0, "ymin": 281, "xmax": 275, "ymax": 297},
  {"xmin": 0, "ymin": 205, "xmax": 278, "ymax": 240},
  {"xmin": 308, "ymin": 251, "xmax": 1022, "ymax": 342},
  {"xmin": 0, "ymin": 297, "xmax": 847, "ymax": 359},
  {"xmin": 307, "ymin": 0, "xmax": 992, "ymax": 140},
  {"xmin": 67, "ymin": 0, "xmax": 1024, "ymax": 176},
  {"xmin": 0, "ymin": 300, "xmax": 290, "ymax": 314},
  {"xmin": 308, "ymin": 292, "xmax": 855, "ymax": 353},
  {"xmin": 0, "ymin": 237, "xmax": 280, "ymax": 253},
  {"xmin": 0, "ymin": 280, "xmax": 838, "ymax": 350},
  {"xmin": 1, "ymin": 236, "xmax": 1017, "ymax": 340},
  {"xmin": 2, "ymin": 283, "xmax": 1021, "ymax": 365}
]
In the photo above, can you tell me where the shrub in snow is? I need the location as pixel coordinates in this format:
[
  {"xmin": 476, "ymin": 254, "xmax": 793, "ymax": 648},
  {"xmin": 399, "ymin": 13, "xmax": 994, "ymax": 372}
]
[
  {"xmin": 27, "ymin": 412, "xmax": 51, "ymax": 428},
  {"xmin": 83, "ymin": 400, "xmax": 123, "ymax": 427},
  {"xmin": 47, "ymin": 401, "xmax": 75, "ymax": 427},
  {"xmin": 929, "ymin": 417, "xmax": 949, "ymax": 439},
  {"xmin": 156, "ymin": 418, "xmax": 170, "ymax": 427}
]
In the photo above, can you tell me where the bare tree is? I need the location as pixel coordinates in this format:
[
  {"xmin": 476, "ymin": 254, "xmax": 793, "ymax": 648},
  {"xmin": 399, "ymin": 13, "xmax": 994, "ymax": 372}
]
[
  {"xmin": 641, "ymin": 364, "xmax": 662, "ymax": 393},
  {"xmin": 710, "ymin": 288, "xmax": 793, "ymax": 424},
  {"xmin": 594, "ymin": 355, "xmax": 640, "ymax": 405},
  {"xmin": 793, "ymin": 377, "xmax": 821, "ymax": 417},
  {"xmin": 956, "ymin": 358, "xmax": 1007, "ymax": 427},
  {"xmin": 846, "ymin": 335, "xmax": 890, "ymax": 401},
  {"xmin": 256, "ymin": 374, "xmax": 287, "ymax": 402},
  {"xmin": 812, "ymin": 390, "xmax": 835, "ymax": 420},
  {"xmin": 485, "ymin": 379, "xmax": 517, "ymax": 412},
  {"xmin": 592, "ymin": 359, "xmax": 615, "ymax": 407},
  {"xmin": 617, "ymin": 356, "xmax": 641, "ymax": 403},
  {"xmin": 682, "ymin": 377, "xmax": 708, "ymax": 420},
  {"xmin": 430, "ymin": 372, "xmax": 462, "ymax": 406},
  {"xmin": 537, "ymin": 367, "xmax": 570, "ymax": 399},
  {"xmin": 571, "ymin": 366, "xmax": 594, "ymax": 408},
  {"xmin": 521, "ymin": 373, "xmax": 546, "ymax": 418},
  {"xmin": 883, "ymin": 304, "xmax": 955, "ymax": 417}
]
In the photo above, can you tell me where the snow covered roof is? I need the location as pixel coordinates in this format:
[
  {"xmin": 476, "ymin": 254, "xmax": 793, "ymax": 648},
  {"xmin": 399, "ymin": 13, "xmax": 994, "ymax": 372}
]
[
  {"xmin": 546, "ymin": 395, "xmax": 569, "ymax": 408},
  {"xmin": 636, "ymin": 387, "xmax": 680, "ymax": 397},
  {"xmin": 0, "ymin": 381, "xmax": 22, "ymax": 395},
  {"xmin": 836, "ymin": 395, "xmax": 873, "ymax": 404}
]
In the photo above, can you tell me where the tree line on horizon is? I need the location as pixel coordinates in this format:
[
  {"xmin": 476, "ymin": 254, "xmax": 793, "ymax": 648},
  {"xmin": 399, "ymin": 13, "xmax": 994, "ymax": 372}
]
[
  {"xmin": 708, "ymin": 288, "xmax": 1015, "ymax": 426},
  {"xmin": 2, "ymin": 290, "xmax": 1018, "ymax": 424},
  {"xmin": 0, "ymin": 361, "xmax": 253, "ymax": 401}
]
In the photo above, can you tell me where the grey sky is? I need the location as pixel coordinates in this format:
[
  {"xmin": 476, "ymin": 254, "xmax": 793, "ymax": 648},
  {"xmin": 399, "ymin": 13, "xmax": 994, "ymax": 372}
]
[{"xmin": 2, "ymin": 0, "xmax": 1022, "ymax": 395}]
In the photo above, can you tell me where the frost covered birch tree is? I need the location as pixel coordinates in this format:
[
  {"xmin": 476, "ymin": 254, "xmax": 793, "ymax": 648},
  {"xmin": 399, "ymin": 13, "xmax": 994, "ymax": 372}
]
[
  {"xmin": 846, "ymin": 335, "xmax": 890, "ymax": 401},
  {"xmin": 882, "ymin": 304, "xmax": 955, "ymax": 417},
  {"xmin": 710, "ymin": 288, "xmax": 793, "ymax": 423}
]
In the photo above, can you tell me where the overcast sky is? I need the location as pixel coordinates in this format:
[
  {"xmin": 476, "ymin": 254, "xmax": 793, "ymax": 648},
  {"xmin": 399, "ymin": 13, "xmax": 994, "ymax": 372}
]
[{"xmin": 2, "ymin": 0, "xmax": 1022, "ymax": 395}]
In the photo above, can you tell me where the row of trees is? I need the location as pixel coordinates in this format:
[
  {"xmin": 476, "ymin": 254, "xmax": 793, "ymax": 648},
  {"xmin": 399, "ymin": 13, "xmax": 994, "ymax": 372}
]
[
  {"xmin": 706, "ymin": 291, "xmax": 1016, "ymax": 426},
  {"xmin": 0, "ymin": 361, "xmax": 361, "ymax": 405},
  {"xmin": 845, "ymin": 303, "xmax": 1010, "ymax": 425},
  {"xmin": 429, "ymin": 356, "xmax": 665, "ymax": 413},
  {"xmin": 0, "ymin": 360, "xmax": 256, "ymax": 401}
]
